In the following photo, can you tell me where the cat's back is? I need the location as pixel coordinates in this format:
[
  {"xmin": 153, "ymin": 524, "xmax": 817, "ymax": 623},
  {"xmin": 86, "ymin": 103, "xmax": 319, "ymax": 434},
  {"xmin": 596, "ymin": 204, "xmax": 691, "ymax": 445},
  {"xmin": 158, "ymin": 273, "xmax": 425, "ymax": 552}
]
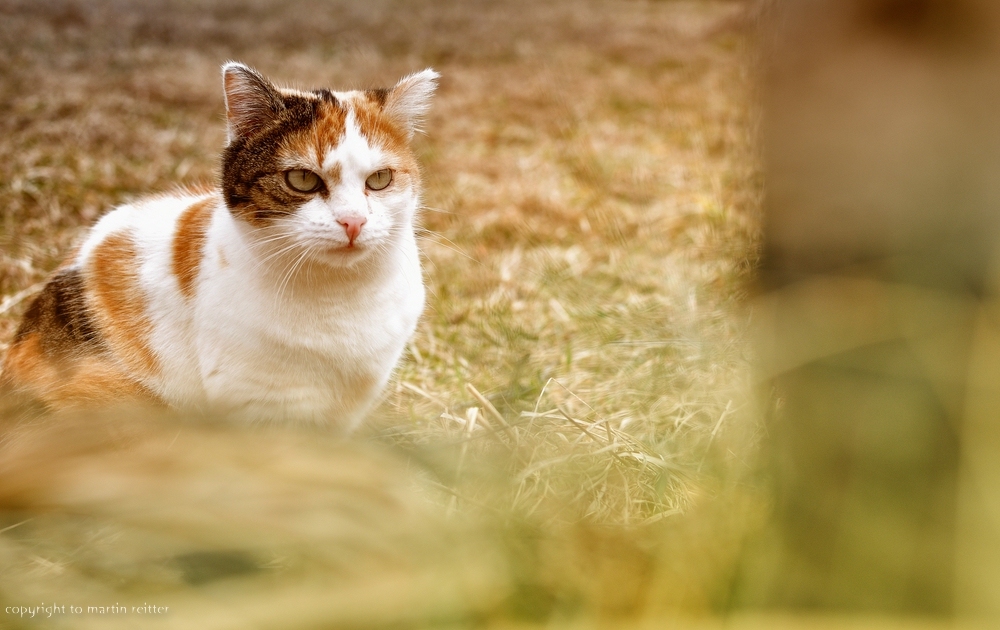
[
  {"xmin": 78, "ymin": 189, "xmax": 222, "ymax": 272},
  {"xmin": 0, "ymin": 190, "xmax": 220, "ymax": 410},
  {"xmin": 75, "ymin": 189, "xmax": 222, "ymax": 340}
]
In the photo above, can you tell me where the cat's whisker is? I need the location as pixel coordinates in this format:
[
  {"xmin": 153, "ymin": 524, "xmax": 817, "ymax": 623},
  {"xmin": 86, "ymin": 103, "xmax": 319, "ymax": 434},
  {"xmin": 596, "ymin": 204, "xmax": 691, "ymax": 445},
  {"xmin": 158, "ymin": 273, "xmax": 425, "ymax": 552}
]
[
  {"xmin": 247, "ymin": 226, "xmax": 300, "ymax": 247},
  {"xmin": 415, "ymin": 232, "xmax": 481, "ymax": 265},
  {"xmin": 274, "ymin": 246, "xmax": 315, "ymax": 307},
  {"xmin": 247, "ymin": 240, "xmax": 306, "ymax": 275},
  {"xmin": 250, "ymin": 237, "xmax": 299, "ymax": 259},
  {"xmin": 270, "ymin": 248, "xmax": 303, "ymax": 305},
  {"xmin": 251, "ymin": 229, "xmax": 298, "ymax": 244},
  {"xmin": 419, "ymin": 205, "xmax": 455, "ymax": 215}
]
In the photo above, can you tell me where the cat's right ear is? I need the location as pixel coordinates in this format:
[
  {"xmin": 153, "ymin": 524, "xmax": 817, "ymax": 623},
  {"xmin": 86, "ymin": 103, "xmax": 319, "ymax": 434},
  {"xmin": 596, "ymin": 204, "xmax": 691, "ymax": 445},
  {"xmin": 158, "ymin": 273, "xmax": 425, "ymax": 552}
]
[{"xmin": 222, "ymin": 62, "xmax": 285, "ymax": 143}]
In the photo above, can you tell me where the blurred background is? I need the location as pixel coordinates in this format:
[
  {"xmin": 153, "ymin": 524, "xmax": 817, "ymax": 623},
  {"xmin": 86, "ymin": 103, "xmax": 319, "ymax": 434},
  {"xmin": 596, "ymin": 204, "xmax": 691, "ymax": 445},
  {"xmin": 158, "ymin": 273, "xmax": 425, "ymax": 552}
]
[
  {"xmin": 1, "ymin": 0, "xmax": 997, "ymax": 628},
  {"xmin": 744, "ymin": 0, "xmax": 1000, "ymax": 623}
]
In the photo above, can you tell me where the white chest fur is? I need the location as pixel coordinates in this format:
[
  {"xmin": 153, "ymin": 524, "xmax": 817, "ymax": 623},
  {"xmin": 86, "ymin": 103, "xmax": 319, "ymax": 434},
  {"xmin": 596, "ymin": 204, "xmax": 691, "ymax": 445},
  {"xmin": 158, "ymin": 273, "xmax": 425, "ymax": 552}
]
[
  {"xmin": 196, "ymin": 215, "xmax": 423, "ymax": 426},
  {"xmin": 192, "ymin": 206, "xmax": 422, "ymax": 426}
]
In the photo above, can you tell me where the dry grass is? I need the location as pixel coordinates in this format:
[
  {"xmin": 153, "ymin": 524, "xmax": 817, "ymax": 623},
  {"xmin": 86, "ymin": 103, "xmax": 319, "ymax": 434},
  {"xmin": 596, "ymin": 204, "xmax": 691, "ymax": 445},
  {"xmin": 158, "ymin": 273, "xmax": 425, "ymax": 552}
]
[{"xmin": 0, "ymin": 0, "xmax": 763, "ymax": 627}]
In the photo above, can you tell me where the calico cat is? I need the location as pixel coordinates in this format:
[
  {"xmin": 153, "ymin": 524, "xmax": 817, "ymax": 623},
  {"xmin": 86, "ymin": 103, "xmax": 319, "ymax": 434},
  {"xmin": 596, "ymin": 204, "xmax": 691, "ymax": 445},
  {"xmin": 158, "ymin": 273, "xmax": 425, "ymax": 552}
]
[{"xmin": 0, "ymin": 62, "xmax": 438, "ymax": 427}]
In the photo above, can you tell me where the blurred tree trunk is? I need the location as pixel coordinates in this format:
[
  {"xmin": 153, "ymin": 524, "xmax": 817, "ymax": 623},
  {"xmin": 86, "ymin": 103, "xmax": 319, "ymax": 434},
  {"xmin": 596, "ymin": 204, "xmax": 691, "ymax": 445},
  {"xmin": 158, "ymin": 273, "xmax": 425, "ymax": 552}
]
[{"xmin": 738, "ymin": 0, "xmax": 1000, "ymax": 619}]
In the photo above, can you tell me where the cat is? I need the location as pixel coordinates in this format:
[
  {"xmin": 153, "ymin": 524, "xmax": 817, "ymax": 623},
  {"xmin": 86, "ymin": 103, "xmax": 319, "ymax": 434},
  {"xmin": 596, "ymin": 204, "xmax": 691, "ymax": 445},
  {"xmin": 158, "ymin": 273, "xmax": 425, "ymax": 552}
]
[{"xmin": 0, "ymin": 62, "xmax": 438, "ymax": 427}]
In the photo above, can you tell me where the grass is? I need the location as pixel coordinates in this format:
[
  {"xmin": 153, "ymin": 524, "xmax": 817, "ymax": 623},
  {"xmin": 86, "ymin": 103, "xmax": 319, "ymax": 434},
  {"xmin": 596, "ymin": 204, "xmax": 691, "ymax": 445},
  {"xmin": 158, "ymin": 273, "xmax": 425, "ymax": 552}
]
[{"xmin": 0, "ymin": 0, "xmax": 766, "ymax": 627}]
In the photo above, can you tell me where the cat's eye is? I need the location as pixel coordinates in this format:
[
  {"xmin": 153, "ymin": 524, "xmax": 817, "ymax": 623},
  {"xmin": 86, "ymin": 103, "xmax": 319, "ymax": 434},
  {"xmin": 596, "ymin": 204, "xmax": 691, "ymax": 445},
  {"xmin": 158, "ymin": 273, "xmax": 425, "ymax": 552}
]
[
  {"xmin": 284, "ymin": 169, "xmax": 323, "ymax": 193},
  {"xmin": 365, "ymin": 169, "xmax": 393, "ymax": 191}
]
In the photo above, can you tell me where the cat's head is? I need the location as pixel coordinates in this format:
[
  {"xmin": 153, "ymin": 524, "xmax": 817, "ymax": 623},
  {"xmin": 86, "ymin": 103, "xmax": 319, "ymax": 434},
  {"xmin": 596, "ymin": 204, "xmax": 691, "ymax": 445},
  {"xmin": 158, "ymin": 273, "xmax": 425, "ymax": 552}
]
[{"xmin": 219, "ymin": 62, "xmax": 438, "ymax": 268}]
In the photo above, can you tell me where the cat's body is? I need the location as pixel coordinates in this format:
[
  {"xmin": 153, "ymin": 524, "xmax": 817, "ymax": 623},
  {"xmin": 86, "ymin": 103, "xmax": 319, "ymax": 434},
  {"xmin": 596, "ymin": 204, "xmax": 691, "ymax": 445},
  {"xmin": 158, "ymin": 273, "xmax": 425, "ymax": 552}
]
[{"xmin": 1, "ymin": 63, "xmax": 437, "ymax": 427}]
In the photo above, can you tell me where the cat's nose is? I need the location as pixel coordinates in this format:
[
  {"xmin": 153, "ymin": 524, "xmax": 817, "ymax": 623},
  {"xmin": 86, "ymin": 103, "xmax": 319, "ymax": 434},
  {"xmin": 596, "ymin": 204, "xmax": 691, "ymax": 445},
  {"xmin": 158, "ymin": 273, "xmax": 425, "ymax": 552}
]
[{"xmin": 337, "ymin": 216, "xmax": 367, "ymax": 245}]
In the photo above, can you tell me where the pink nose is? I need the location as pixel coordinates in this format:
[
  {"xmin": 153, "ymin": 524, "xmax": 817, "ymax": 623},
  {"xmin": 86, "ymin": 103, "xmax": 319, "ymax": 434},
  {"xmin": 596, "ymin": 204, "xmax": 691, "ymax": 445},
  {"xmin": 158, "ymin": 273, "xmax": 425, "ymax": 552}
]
[{"xmin": 338, "ymin": 216, "xmax": 366, "ymax": 245}]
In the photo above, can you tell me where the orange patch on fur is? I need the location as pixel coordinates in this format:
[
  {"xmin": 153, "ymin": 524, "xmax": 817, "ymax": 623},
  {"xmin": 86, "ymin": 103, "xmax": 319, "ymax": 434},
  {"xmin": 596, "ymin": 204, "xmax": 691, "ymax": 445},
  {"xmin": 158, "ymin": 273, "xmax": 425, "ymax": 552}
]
[
  {"xmin": 86, "ymin": 232, "xmax": 160, "ymax": 378},
  {"xmin": 350, "ymin": 99, "xmax": 420, "ymax": 186},
  {"xmin": 1, "ymin": 334, "xmax": 157, "ymax": 410},
  {"xmin": 280, "ymin": 98, "xmax": 347, "ymax": 171},
  {"xmin": 52, "ymin": 356, "xmax": 160, "ymax": 408},
  {"xmin": 2, "ymin": 334, "xmax": 46, "ymax": 394},
  {"xmin": 172, "ymin": 197, "xmax": 215, "ymax": 299},
  {"xmin": 352, "ymin": 98, "xmax": 412, "ymax": 158},
  {"xmin": 313, "ymin": 99, "xmax": 348, "ymax": 164}
]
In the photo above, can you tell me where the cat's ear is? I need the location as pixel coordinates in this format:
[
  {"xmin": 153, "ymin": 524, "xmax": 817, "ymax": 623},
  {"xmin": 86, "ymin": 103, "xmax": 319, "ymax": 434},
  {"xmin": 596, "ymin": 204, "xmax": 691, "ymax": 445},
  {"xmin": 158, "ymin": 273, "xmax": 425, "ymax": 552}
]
[
  {"xmin": 383, "ymin": 69, "xmax": 440, "ymax": 139},
  {"xmin": 222, "ymin": 62, "xmax": 285, "ymax": 143}
]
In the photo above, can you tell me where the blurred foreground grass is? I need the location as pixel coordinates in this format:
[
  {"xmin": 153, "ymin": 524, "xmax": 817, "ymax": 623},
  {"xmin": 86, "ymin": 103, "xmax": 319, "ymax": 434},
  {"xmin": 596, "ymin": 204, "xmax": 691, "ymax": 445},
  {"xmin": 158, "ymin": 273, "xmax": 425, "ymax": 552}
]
[{"xmin": 0, "ymin": 0, "xmax": 774, "ymax": 627}]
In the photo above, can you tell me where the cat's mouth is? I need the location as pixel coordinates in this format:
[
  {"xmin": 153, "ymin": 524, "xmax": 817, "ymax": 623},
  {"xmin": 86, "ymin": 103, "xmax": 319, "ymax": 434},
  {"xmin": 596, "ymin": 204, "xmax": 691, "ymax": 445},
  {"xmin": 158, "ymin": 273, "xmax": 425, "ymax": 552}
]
[
  {"xmin": 302, "ymin": 235, "xmax": 365, "ymax": 254},
  {"xmin": 328, "ymin": 241, "xmax": 364, "ymax": 253},
  {"xmin": 298, "ymin": 234, "xmax": 374, "ymax": 261},
  {"xmin": 313, "ymin": 240, "xmax": 372, "ymax": 264}
]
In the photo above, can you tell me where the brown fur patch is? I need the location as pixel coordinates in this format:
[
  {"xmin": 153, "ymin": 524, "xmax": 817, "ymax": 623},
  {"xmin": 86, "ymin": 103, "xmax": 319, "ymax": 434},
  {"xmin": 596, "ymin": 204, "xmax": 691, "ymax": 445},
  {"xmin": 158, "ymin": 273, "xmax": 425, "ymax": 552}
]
[
  {"xmin": 350, "ymin": 98, "xmax": 420, "ymax": 189},
  {"xmin": 3, "ymin": 334, "xmax": 48, "ymax": 393},
  {"xmin": 279, "ymin": 98, "xmax": 347, "ymax": 173},
  {"xmin": 365, "ymin": 88, "xmax": 390, "ymax": 107},
  {"xmin": 10, "ymin": 268, "xmax": 101, "ymax": 354},
  {"xmin": 86, "ymin": 231, "xmax": 159, "ymax": 378},
  {"xmin": 221, "ymin": 92, "xmax": 323, "ymax": 226},
  {"xmin": 351, "ymin": 97, "xmax": 411, "ymax": 158},
  {"xmin": 2, "ymin": 334, "xmax": 157, "ymax": 409},
  {"xmin": 0, "ymin": 264, "xmax": 164, "ymax": 412},
  {"xmin": 55, "ymin": 355, "xmax": 159, "ymax": 407},
  {"xmin": 172, "ymin": 197, "xmax": 215, "ymax": 299},
  {"xmin": 312, "ymin": 98, "xmax": 347, "ymax": 166}
]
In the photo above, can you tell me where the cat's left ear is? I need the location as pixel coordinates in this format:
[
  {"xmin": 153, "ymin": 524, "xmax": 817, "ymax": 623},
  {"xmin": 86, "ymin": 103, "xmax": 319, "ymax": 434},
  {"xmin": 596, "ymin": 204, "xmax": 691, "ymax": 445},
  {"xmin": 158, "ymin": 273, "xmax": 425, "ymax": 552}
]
[
  {"xmin": 222, "ymin": 62, "xmax": 285, "ymax": 144},
  {"xmin": 382, "ymin": 69, "xmax": 440, "ymax": 139}
]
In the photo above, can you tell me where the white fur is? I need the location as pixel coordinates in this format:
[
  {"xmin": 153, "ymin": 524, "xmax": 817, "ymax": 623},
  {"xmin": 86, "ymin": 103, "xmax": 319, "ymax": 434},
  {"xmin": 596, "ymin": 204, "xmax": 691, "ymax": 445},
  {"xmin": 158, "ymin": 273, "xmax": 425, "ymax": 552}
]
[
  {"xmin": 73, "ymin": 110, "xmax": 426, "ymax": 429},
  {"xmin": 385, "ymin": 69, "xmax": 441, "ymax": 138}
]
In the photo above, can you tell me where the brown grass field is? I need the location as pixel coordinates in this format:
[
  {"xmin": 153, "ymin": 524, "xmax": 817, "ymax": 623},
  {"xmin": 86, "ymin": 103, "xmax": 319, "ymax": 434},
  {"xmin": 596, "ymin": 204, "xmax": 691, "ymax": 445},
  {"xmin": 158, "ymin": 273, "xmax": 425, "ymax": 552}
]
[{"xmin": 0, "ymin": 0, "xmax": 774, "ymax": 628}]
